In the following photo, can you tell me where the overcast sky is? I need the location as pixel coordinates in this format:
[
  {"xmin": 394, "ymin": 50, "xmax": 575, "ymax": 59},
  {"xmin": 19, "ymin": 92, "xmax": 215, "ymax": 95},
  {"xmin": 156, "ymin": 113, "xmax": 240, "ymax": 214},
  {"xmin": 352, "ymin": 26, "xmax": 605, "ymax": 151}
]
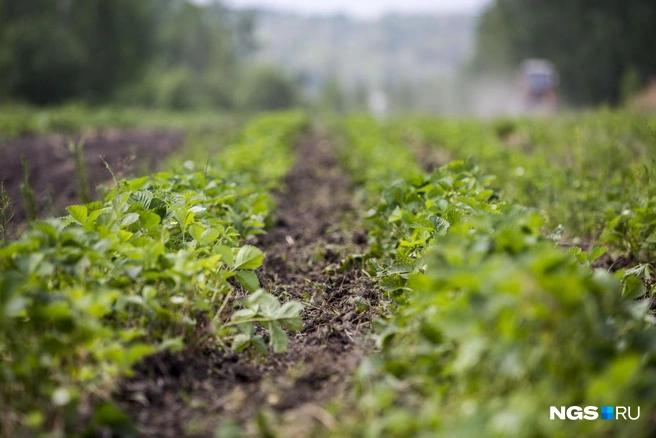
[{"xmin": 223, "ymin": 0, "xmax": 493, "ymax": 18}]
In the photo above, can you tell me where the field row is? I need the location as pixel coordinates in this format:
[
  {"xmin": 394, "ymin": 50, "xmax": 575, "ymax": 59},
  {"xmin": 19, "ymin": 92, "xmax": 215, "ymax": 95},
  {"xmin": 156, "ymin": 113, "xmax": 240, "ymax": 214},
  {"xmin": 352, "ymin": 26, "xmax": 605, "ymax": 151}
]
[
  {"xmin": 1, "ymin": 109, "xmax": 654, "ymax": 437},
  {"xmin": 0, "ymin": 112, "xmax": 307, "ymax": 435},
  {"xmin": 334, "ymin": 115, "xmax": 656, "ymax": 437}
]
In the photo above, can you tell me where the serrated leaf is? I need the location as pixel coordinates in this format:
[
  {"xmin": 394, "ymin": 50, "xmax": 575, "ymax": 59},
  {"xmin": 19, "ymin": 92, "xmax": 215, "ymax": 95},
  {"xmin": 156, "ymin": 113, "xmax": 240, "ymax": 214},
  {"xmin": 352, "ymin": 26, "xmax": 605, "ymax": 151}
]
[
  {"xmin": 234, "ymin": 245, "xmax": 264, "ymax": 270},
  {"xmin": 246, "ymin": 289, "xmax": 280, "ymax": 315},
  {"xmin": 268, "ymin": 322, "xmax": 289, "ymax": 353},
  {"xmin": 236, "ymin": 270, "xmax": 260, "ymax": 292},
  {"xmin": 252, "ymin": 335, "xmax": 268, "ymax": 354},
  {"xmin": 622, "ymin": 275, "xmax": 646, "ymax": 299},
  {"xmin": 275, "ymin": 301, "xmax": 303, "ymax": 331},
  {"xmin": 215, "ymin": 245, "xmax": 234, "ymax": 268},
  {"xmin": 589, "ymin": 246, "xmax": 608, "ymax": 263},
  {"xmin": 130, "ymin": 190, "xmax": 153, "ymax": 209},
  {"xmin": 120, "ymin": 213, "xmax": 140, "ymax": 227},
  {"xmin": 231, "ymin": 308, "xmax": 257, "ymax": 320},
  {"xmin": 231, "ymin": 334, "xmax": 251, "ymax": 352},
  {"xmin": 200, "ymin": 228, "xmax": 220, "ymax": 245},
  {"xmin": 428, "ymin": 215, "xmax": 450, "ymax": 234},
  {"xmin": 173, "ymin": 208, "xmax": 195, "ymax": 230},
  {"xmin": 67, "ymin": 205, "xmax": 87, "ymax": 224},
  {"xmin": 139, "ymin": 211, "xmax": 161, "ymax": 229}
]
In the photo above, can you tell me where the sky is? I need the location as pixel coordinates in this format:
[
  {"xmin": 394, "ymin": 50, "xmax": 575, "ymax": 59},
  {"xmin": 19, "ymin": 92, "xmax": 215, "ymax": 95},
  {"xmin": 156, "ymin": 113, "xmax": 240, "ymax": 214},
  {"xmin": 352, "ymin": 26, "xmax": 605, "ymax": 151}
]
[{"xmin": 223, "ymin": 0, "xmax": 493, "ymax": 18}]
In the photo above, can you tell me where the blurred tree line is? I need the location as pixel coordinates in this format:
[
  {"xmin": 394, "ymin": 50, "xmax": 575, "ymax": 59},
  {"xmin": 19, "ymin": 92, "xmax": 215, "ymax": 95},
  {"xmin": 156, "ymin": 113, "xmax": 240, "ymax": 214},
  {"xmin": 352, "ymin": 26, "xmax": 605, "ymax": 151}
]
[
  {"xmin": 0, "ymin": 0, "xmax": 297, "ymax": 110},
  {"xmin": 472, "ymin": 0, "xmax": 656, "ymax": 105}
]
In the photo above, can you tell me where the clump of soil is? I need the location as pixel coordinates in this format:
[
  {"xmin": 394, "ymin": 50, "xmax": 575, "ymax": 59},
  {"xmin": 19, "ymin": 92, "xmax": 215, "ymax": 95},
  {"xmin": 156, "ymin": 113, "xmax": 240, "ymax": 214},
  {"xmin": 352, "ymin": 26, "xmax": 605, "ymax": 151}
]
[
  {"xmin": 0, "ymin": 129, "xmax": 184, "ymax": 229},
  {"xmin": 114, "ymin": 131, "xmax": 379, "ymax": 437}
]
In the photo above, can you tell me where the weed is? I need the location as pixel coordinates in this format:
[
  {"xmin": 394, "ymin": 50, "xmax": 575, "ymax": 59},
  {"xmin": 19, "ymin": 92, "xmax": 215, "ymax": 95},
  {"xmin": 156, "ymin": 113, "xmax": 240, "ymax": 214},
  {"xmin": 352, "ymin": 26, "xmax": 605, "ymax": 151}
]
[
  {"xmin": 0, "ymin": 181, "xmax": 14, "ymax": 241},
  {"xmin": 19, "ymin": 155, "xmax": 36, "ymax": 222},
  {"xmin": 68, "ymin": 135, "xmax": 91, "ymax": 204}
]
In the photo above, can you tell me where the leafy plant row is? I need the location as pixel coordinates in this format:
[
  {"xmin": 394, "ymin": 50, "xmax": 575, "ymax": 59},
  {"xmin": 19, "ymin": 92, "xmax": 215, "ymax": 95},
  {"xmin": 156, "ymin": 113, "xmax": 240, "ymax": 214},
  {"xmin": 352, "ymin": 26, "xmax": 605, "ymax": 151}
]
[
  {"xmin": 0, "ymin": 111, "xmax": 307, "ymax": 436},
  {"xmin": 402, "ymin": 111, "xmax": 656, "ymax": 266},
  {"xmin": 337, "ymin": 115, "xmax": 656, "ymax": 437}
]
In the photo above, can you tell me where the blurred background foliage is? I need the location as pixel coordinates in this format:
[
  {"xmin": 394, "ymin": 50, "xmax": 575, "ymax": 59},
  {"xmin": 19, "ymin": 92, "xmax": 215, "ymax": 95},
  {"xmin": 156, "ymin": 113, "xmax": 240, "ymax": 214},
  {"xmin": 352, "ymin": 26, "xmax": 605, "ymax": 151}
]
[
  {"xmin": 0, "ymin": 0, "xmax": 298, "ymax": 111},
  {"xmin": 0, "ymin": 0, "xmax": 655, "ymax": 112},
  {"xmin": 472, "ymin": 0, "xmax": 656, "ymax": 105}
]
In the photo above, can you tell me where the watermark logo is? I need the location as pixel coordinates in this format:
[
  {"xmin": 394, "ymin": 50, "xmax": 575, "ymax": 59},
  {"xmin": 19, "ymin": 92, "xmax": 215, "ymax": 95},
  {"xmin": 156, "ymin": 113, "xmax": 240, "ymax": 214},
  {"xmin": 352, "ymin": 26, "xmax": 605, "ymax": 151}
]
[
  {"xmin": 600, "ymin": 406, "xmax": 614, "ymax": 420},
  {"xmin": 550, "ymin": 406, "xmax": 640, "ymax": 421}
]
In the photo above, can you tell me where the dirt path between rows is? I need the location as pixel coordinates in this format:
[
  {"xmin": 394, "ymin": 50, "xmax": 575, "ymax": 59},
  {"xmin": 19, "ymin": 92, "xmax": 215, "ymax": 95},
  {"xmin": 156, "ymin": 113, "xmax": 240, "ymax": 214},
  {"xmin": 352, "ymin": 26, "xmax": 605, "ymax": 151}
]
[{"xmin": 115, "ymin": 130, "xmax": 378, "ymax": 437}]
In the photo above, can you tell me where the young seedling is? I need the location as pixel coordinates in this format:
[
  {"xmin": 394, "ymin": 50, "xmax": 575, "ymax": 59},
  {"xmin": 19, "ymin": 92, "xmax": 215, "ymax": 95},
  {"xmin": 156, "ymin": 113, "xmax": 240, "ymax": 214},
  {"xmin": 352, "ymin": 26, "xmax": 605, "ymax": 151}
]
[
  {"xmin": 68, "ymin": 135, "xmax": 91, "ymax": 204},
  {"xmin": 19, "ymin": 156, "xmax": 37, "ymax": 222},
  {"xmin": 0, "ymin": 182, "xmax": 14, "ymax": 241}
]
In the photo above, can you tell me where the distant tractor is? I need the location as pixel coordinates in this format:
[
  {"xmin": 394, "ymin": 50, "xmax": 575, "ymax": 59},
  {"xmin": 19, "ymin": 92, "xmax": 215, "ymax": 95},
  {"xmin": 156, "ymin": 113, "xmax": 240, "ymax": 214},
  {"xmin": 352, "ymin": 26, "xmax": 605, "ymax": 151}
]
[{"xmin": 519, "ymin": 59, "xmax": 559, "ymax": 112}]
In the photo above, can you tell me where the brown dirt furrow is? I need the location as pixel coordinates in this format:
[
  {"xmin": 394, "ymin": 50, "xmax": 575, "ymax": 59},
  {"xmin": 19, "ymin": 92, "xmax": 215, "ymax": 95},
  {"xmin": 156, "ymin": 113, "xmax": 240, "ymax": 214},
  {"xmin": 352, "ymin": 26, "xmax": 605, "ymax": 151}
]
[
  {"xmin": 0, "ymin": 129, "xmax": 184, "ymax": 230},
  {"xmin": 115, "ymin": 131, "xmax": 378, "ymax": 437}
]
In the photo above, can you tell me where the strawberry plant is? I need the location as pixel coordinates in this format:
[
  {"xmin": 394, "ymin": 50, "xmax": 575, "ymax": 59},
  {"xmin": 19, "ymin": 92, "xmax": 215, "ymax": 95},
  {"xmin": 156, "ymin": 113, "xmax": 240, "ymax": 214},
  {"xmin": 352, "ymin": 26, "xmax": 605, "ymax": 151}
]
[
  {"xmin": 0, "ymin": 111, "xmax": 307, "ymax": 436},
  {"xmin": 335, "ymin": 114, "xmax": 656, "ymax": 437}
]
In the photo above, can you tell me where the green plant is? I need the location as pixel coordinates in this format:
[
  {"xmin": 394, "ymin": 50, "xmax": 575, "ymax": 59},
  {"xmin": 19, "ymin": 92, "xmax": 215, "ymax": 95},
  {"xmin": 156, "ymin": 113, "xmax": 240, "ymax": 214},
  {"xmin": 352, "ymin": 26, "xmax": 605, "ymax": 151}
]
[
  {"xmin": 0, "ymin": 111, "xmax": 307, "ymax": 436},
  {"xmin": 68, "ymin": 135, "xmax": 92, "ymax": 204},
  {"xmin": 0, "ymin": 182, "xmax": 14, "ymax": 241},
  {"xmin": 334, "ymin": 114, "xmax": 656, "ymax": 437},
  {"xmin": 19, "ymin": 155, "xmax": 36, "ymax": 222}
]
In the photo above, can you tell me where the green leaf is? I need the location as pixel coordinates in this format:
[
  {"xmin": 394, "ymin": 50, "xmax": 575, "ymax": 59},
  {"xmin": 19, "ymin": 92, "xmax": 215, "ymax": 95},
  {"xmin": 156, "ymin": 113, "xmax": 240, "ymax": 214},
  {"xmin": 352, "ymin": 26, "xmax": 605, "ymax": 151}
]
[
  {"xmin": 268, "ymin": 322, "xmax": 290, "ymax": 353},
  {"xmin": 90, "ymin": 403, "xmax": 137, "ymax": 436},
  {"xmin": 173, "ymin": 208, "xmax": 195, "ymax": 230},
  {"xmin": 275, "ymin": 301, "xmax": 303, "ymax": 331},
  {"xmin": 193, "ymin": 300, "xmax": 210, "ymax": 311},
  {"xmin": 190, "ymin": 225, "xmax": 220, "ymax": 245},
  {"xmin": 189, "ymin": 224, "xmax": 204, "ymax": 242},
  {"xmin": 231, "ymin": 333, "xmax": 251, "ymax": 352},
  {"xmin": 158, "ymin": 337, "xmax": 184, "ymax": 352},
  {"xmin": 232, "ymin": 308, "xmax": 257, "ymax": 320},
  {"xmin": 569, "ymin": 247, "xmax": 588, "ymax": 264},
  {"xmin": 139, "ymin": 211, "xmax": 161, "ymax": 229},
  {"xmin": 120, "ymin": 213, "xmax": 140, "ymax": 227},
  {"xmin": 252, "ymin": 335, "xmax": 268, "ymax": 354},
  {"xmin": 622, "ymin": 275, "xmax": 646, "ymax": 299},
  {"xmin": 429, "ymin": 215, "xmax": 450, "ymax": 234},
  {"xmin": 233, "ymin": 245, "xmax": 264, "ymax": 270},
  {"xmin": 646, "ymin": 231, "xmax": 656, "ymax": 244},
  {"xmin": 130, "ymin": 190, "xmax": 153, "ymax": 209},
  {"xmin": 67, "ymin": 205, "xmax": 88, "ymax": 224},
  {"xmin": 126, "ymin": 344, "xmax": 155, "ymax": 364},
  {"xmin": 236, "ymin": 271, "xmax": 260, "ymax": 292},
  {"xmin": 215, "ymin": 245, "xmax": 234, "ymax": 268},
  {"xmin": 15, "ymin": 253, "xmax": 40, "ymax": 275},
  {"xmin": 246, "ymin": 289, "xmax": 280, "ymax": 315},
  {"xmin": 200, "ymin": 228, "xmax": 220, "ymax": 245},
  {"xmin": 589, "ymin": 246, "xmax": 608, "ymax": 263}
]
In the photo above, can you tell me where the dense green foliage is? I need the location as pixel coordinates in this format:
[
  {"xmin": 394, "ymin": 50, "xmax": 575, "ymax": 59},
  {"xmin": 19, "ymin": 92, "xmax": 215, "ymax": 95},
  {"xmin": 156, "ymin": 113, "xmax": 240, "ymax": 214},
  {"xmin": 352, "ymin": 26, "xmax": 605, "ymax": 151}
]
[
  {"xmin": 337, "ymin": 114, "xmax": 656, "ymax": 436},
  {"xmin": 0, "ymin": 112, "xmax": 307, "ymax": 435},
  {"xmin": 473, "ymin": 0, "xmax": 656, "ymax": 104},
  {"xmin": 403, "ymin": 111, "xmax": 656, "ymax": 264},
  {"xmin": 1, "ymin": 107, "xmax": 654, "ymax": 436}
]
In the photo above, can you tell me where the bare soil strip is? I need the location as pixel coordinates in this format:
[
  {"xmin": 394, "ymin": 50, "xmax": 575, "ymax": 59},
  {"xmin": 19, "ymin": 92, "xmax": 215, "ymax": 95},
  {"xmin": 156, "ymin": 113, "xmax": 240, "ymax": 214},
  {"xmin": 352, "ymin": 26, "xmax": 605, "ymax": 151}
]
[
  {"xmin": 0, "ymin": 129, "xmax": 184, "ymax": 228},
  {"xmin": 115, "ymin": 130, "xmax": 378, "ymax": 437}
]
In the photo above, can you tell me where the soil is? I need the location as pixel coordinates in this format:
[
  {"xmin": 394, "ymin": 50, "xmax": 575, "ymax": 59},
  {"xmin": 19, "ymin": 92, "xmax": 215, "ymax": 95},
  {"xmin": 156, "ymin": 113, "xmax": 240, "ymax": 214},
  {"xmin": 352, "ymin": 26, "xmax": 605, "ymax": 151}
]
[
  {"xmin": 0, "ymin": 129, "xmax": 184, "ymax": 230},
  {"xmin": 114, "ymin": 131, "xmax": 379, "ymax": 437}
]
